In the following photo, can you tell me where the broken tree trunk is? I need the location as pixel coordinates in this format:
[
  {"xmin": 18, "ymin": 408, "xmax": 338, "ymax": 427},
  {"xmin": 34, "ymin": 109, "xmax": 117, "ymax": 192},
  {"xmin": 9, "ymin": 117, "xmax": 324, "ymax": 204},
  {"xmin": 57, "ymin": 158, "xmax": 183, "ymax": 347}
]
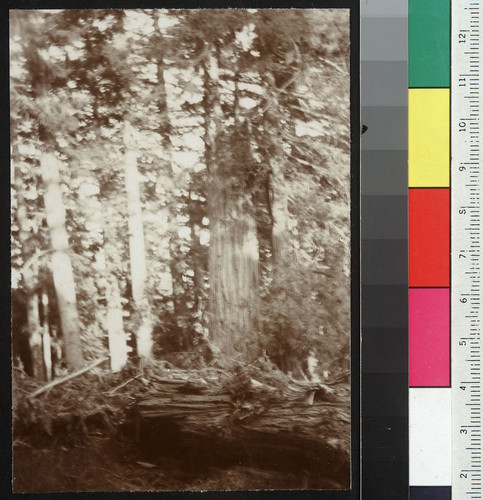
[{"xmin": 135, "ymin": 375, "xmax": 350, "ymax": 489}]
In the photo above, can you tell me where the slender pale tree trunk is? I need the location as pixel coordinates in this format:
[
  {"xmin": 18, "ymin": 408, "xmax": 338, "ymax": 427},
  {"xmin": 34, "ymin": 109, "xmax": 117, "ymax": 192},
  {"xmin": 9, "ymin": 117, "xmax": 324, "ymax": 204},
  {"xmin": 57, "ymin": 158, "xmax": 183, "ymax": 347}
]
[
  {"xmin": 101, "ymin": 220, "xmax": 128, "ymax": 372},
  {"xmin": 105, "ymin": 271, "xmax": 127, "ymax": 371},
  {"xmin": 123, "ymin": 121, "xmax": 153, "ymax": 358},
  {"xmin": 204, "ymin": 47, "xmax": 260, "ymax": 361},
  {"xmin": 187, "ymin": 193, "xmax": 204, "ymax": 317},
  {"xmin": 41, "ymin": 291, "xmax": 52, "ymax": 381},
  {"xmin": 105, "ymin": 270, "xmax": 127, "ymax": 370},
  {"xmin": 40, "ymin": 152, "xmax": 84, "ymax": 370}
]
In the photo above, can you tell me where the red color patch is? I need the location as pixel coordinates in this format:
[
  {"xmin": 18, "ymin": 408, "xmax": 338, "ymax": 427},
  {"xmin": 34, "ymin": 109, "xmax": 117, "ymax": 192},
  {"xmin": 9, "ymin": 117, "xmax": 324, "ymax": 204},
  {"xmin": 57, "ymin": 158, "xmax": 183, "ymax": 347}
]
[{"xmin": 409, "ymin": 188, "xmax": 450, "ymax": 287}]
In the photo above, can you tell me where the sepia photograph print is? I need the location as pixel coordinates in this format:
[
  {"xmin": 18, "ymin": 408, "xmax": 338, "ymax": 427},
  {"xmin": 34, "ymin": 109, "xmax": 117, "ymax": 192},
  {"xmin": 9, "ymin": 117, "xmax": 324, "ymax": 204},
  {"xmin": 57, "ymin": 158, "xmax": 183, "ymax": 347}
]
[{"xmin": 11, "ymin": 8, "xmax": 352, "ymax": 492}]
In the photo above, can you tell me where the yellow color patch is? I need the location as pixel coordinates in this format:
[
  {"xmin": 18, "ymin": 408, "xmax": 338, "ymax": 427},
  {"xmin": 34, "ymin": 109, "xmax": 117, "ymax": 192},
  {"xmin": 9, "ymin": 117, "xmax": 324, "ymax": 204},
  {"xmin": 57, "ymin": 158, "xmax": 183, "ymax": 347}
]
[{"xmin": 409, "ymin": 88, "xmax": 450, "ymax": 187}]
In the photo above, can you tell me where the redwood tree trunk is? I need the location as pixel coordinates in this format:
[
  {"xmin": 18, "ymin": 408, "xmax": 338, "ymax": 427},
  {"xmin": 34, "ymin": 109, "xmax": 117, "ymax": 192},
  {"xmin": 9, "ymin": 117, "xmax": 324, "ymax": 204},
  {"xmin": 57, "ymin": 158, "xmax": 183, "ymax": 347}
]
[
  {"xmin": 203, "ymin": 47, "xmax": 260, "ymax": 360},
  {"xmin": 40, "ymin": 152, "xmax": 84, "ymax": 370},
  {"xmin": 208, "ymin": 200, "xmax": 259, "ymax": 359}
]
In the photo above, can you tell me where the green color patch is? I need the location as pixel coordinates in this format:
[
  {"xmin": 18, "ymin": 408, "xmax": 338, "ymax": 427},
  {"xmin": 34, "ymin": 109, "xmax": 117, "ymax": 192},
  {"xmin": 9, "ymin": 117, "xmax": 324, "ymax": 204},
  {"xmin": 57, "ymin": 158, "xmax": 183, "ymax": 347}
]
[{"xmin": 409, "ymin": 0, "xmax": 450, "ymax": 88}]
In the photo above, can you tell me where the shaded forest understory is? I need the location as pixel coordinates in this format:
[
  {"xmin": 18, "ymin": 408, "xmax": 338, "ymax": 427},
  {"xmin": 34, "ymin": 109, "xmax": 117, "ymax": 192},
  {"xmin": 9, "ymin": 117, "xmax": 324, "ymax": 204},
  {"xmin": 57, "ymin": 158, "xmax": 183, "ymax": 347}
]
[{"xmin": 13, "ymin": 358, "xmax": 350, "ymax": 491}]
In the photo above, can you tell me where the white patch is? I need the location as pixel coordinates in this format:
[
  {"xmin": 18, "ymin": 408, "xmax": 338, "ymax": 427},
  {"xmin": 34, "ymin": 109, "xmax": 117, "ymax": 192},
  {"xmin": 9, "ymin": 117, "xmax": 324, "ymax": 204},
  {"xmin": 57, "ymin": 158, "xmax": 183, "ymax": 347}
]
[
  {"xmin": 200, "ymin": 229, "xmax": 210, "ymax": 246},
  {"xmin": 409, "ymin": 388, "xmax": 451, "ymax": 485},
  {"xmin": 295, "ymin": 120, "xmax": 327, "ymax": 137},
  {"xmin": 137, "ymin": 317, "xmax": 154, "ymax": 358},
  {"xmin": 306, "ymin": 352, "xmax": 320, "ymax": 382},
  {"xmin": 172, "ymin": 151, "xmax": 198, "ymax": 168},
  {"xmin": 240, "ymin": 97, "xmax": 257, "ymax": 109},
  {"xmin": 178, "ymin": 226, "xmax": 191, "ymax": 240},
  {"xmin": 65, "ymin": 46, "xmax": 82, "ymax": 61},
  {"xmin": 242, "ymin": 230, "xmax": 258, "ymax": 260}
]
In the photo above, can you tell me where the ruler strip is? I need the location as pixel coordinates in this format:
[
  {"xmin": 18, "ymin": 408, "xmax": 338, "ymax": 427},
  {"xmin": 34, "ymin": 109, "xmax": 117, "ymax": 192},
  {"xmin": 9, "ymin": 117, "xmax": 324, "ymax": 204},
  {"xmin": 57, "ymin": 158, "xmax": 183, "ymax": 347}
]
[{"xmin": 451, "ymin": 2, "xmax": 483, "ymax": 499}]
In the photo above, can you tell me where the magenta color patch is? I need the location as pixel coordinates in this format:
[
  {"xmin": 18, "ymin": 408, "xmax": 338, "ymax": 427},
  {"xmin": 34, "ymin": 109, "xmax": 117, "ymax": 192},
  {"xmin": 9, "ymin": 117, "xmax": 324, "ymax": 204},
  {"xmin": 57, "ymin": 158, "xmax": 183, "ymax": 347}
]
[{"xmin": 409, "ymin": 288, "xmax": 450, "ymax": 387}]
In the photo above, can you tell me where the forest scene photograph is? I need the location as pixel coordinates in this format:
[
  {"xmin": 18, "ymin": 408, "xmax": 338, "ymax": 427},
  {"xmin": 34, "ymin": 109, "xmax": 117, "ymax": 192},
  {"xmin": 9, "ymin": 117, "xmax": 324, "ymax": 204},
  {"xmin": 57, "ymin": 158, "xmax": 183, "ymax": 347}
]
[{"xmin": 10, "ymin": 8, "xmax": 352, "ymax": 492}]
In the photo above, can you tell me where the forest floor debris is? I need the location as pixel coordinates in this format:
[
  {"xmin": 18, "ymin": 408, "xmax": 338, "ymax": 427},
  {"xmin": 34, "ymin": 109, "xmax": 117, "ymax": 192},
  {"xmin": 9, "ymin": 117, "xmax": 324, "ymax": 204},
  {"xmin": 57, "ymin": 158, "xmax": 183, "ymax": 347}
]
[{"xmin": 13, "ymin": 357, "xmax": 350, "ymax": 491}]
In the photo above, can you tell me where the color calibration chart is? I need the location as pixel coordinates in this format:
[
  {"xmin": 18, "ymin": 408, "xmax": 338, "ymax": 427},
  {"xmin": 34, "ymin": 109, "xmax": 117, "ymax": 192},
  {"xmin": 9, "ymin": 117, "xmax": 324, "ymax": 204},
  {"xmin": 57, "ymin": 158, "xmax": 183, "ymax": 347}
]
[{"xmin": 409, "ymin": 1, "xmax": 482, "ymax": 499}]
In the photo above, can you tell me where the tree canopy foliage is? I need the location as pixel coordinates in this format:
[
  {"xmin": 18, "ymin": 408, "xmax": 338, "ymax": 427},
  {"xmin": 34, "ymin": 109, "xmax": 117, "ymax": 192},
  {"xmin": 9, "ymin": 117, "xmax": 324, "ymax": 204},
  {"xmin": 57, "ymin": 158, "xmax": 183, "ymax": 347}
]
[{"xmin": 11, "ymin": 9, "xmax": 350, "ymax": 381}]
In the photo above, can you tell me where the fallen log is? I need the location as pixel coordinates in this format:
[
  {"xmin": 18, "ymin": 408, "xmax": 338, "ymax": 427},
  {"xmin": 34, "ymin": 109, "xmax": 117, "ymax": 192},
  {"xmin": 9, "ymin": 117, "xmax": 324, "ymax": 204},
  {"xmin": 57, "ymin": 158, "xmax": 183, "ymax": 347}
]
[{"xmin": 135, "ymin": 375, "xmax": 350, "ymax": 489}]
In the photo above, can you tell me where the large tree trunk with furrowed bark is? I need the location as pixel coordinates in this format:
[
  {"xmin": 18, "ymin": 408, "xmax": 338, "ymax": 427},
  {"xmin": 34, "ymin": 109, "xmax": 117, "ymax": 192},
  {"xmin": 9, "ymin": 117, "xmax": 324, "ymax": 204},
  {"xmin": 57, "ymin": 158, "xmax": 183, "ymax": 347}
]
[
  {"xmin": 208, "ymin": 200, "xmax": 259, "ymax": 359},
  {"xmin": 203, "ymin": 46, "xmax": 260, "ymax": 361}
]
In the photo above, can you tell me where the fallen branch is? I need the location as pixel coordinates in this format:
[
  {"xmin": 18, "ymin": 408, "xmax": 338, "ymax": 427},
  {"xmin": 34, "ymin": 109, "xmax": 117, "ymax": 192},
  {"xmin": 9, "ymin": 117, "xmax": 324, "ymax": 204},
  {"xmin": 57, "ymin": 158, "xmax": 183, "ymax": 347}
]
[{"xmin": 28, "ymin": 357, "xmax": 109, "ymax": 399}]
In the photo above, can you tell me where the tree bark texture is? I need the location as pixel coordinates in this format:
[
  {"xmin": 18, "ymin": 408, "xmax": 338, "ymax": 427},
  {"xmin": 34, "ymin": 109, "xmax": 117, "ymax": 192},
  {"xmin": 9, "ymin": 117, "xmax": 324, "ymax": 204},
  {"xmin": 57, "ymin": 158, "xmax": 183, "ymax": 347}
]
[
  {"xmin": 123, "ymin": 121, "xmax": 153, "ymax": 359},
  {"xmin": 40, "ymin": 152, "xmax": 84, "ymax": 370},
  {"xmin": 136, "ymin": 377, "xmax": 350, "ymax": 488},
  {"xmin": 208, "ymin": 200, "xmax": 259, "ymax": 360},
  {"xmin": 203, "ymin": 48, "xmax": 260, "ymax": 360}
]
